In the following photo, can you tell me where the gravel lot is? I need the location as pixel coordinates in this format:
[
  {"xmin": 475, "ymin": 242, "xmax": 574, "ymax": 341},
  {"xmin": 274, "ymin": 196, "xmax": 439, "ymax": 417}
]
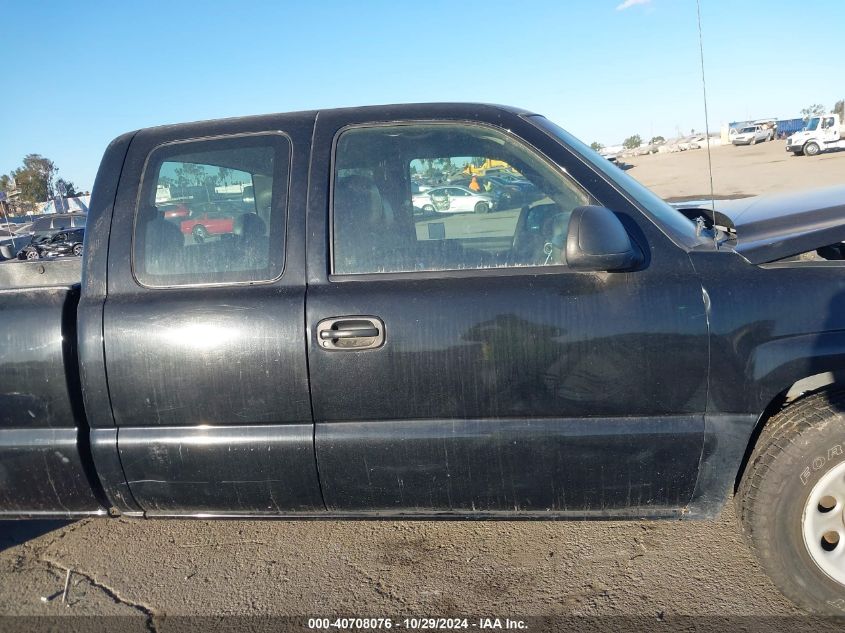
[
  {"xmin": 2, "ymin": 138, "xmax": 845, "ymax": 630},
  {"xmin": 626, "ymin": 138, "xmax": 845, "ymax": 201},
  {"xmin": 0, "ymin": 508, "xmax": 800, "ymax": 621}
]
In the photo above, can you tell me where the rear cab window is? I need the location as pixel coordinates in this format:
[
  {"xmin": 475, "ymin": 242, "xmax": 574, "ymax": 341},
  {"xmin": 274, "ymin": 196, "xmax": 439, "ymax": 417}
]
[{"xmin": 133, "ymin": 134, "xmax": 291, "ymax": 287}]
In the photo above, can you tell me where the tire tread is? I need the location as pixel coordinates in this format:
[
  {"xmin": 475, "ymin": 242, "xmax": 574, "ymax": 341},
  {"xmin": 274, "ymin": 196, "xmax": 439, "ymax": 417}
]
[{"xmin": 736, "ymin": 388, "xmax": 845, "ymax": 612}]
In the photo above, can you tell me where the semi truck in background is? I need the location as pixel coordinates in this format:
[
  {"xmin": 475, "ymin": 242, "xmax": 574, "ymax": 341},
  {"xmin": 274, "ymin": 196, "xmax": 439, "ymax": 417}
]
[{"xmin": 787, "ymin": 113, "xmax": 845, "ymax": 156}]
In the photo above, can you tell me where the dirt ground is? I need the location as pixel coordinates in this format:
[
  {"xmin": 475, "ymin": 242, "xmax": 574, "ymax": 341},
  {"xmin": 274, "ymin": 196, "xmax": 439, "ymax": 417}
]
[
  {"xmin": 625, "ymin": 138, "xmax": 845, "ymax": 200},
  {"xmin": 2, "ymin": 140, "xmax": 845, "ymax": 631},
  {"xmin": 0, "ymin": 508, "xmax": 802, "ymax": 624}
]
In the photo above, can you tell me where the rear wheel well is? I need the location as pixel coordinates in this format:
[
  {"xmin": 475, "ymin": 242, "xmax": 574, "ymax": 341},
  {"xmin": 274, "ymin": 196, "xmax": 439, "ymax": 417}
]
[{"xmin": 734, "ymin": 372, "xmax": 845, "ymax": 493}]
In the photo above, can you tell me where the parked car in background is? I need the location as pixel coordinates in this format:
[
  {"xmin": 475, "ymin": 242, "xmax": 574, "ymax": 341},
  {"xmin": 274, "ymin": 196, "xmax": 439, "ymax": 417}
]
[
  {"xmin": 412, "ymin": 185, "xmax": 494, "ymax": 214},
  {"xmin": 485, "ymin": 170, "xmax": 532, "ymax": 188},
  {"xmin": 26, "ymin": 213, "xmax": 87, "ymax": 237},
  {"xmin": 17, "ymin": 229, "xmax": 85, "ymax": 260},
  {"xmin": 179, "ymin": 202, "xmax": 249, "ymax": 241},
  {"xmin": 16, "ymin": 234, "xmax": 52, "ymax": 260},
  {"xmin": 732, "ymin": 125, "xmax": 773, "ymax": 145}
]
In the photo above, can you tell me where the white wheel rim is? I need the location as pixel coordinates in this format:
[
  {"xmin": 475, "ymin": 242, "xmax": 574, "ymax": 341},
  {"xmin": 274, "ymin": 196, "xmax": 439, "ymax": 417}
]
[{"xmin": 802, "ymin": 460, "xmax": 845, "ymax": 586}]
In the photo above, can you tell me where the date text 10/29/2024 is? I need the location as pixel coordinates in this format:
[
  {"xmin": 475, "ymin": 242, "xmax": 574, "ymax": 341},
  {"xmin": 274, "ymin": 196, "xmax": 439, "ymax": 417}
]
[{"xmin": 307, "ymin": 618, "xmax": 528, "ymax": 630}]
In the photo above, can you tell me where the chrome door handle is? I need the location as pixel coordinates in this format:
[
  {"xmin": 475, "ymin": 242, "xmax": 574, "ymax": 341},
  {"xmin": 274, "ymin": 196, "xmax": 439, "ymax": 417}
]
[{"xmin": 316, "ymin": 316, "xmax": 385, "ymax": 350}]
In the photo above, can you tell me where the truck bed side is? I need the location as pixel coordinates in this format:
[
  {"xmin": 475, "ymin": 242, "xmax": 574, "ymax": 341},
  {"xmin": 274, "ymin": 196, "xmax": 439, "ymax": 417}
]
[{"xmin": 0, "ymin": 261, "xmax": 106, "ymax": 516}]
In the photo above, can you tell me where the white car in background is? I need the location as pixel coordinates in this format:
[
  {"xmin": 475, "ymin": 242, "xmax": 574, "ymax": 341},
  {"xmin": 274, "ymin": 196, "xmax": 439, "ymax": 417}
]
[
  {"xmin": 412, "ymin": 185, "xmax": 494, "ymax": 214},
  {"xmin": 732, "ymin": 125, "xmax": 773, "ymax": 145}
]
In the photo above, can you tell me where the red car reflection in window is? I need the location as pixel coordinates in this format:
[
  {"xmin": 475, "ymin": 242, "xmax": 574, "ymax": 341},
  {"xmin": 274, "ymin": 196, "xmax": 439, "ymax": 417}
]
[
  {"xmin": 161, "ymin": 204, "xmax": 190, "ymax": 220},
  {"xmin": 179, "ymin": 204, "xmax": 239, "ymax": 241}
]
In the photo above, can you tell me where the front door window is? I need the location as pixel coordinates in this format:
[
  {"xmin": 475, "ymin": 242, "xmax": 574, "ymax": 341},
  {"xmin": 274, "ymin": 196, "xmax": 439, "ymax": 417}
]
[{"xmin": 332, "ymin": 123, "xmax": 594, "ymax": 275}]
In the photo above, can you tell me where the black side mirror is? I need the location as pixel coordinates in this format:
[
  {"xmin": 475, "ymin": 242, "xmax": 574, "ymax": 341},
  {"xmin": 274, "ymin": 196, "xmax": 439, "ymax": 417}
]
[
  {"xmin": 0, "ymin": 244, "xmax": 13, "ymax": 260},
  {"xmin": 565, "ymin": 205, "xmax": 643, "ymax": 271}
]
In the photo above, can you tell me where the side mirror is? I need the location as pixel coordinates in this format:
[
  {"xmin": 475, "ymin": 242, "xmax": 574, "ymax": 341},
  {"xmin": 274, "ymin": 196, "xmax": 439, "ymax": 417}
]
[
  {"xmin": 565, "ymin": 205, "xmax": 643, "ymax": 271},
  {"xmin": 0, "ymin": 244, "xmax": 13, "ymax": 260}
]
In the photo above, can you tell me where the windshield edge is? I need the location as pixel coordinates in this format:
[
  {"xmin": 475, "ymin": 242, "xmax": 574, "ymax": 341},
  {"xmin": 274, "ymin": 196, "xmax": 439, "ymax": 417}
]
[{"xmin": 524, "ymin": 114, "xmax": 706, "ymax": 248}]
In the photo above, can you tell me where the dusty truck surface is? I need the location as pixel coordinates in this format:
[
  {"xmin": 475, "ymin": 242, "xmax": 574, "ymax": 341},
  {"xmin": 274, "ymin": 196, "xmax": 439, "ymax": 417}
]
[{"xmin": 4, "ymin": 103, "xmax": 845, "ymax": 613}]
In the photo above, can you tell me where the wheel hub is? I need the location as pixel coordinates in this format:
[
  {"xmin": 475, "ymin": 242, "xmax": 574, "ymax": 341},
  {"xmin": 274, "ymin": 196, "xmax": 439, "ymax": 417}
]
[{"xmin": 802, "ymin": 460, "xmax": 845, "ymax": 586}]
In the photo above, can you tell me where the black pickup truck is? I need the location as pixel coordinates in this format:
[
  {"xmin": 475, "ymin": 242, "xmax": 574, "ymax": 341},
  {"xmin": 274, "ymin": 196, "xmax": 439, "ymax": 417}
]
[{"xmin": 3, "ymin": 104, "xmax": 845, "ymax": 613}]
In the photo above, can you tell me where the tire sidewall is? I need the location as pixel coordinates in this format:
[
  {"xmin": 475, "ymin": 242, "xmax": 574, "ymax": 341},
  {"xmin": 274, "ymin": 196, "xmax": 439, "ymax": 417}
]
[
  {"xmin": 192, "ymin": 225, "xmax": 208, "ymax": 241},
  {"xmin": 750, "ymin": 422, "xmax": 845, "ymax": 614}
]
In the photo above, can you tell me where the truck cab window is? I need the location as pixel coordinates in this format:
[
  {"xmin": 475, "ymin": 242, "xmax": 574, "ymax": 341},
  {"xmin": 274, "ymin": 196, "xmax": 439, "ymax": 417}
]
[
  {"xmin": 332, "ymin": 123, "xmax": 594, "ymax": 275},
  {"xmin": 133, "ymin": 135, "xmax": 290, "ymax": 287}
]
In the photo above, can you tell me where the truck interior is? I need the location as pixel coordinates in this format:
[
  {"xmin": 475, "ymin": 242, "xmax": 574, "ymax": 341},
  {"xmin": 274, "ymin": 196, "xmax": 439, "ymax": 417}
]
[
  {"xmin": 136, "ymin": 141, "xmax": 284, "ymax": 286},
  {"xmin": 331, "ymin": 124, "xmax": 594, "ymax": 275}
]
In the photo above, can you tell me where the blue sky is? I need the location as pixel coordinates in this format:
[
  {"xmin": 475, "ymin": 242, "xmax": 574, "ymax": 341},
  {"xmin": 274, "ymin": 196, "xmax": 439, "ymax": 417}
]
[{"xmin": 1, "ymin": 0, "xmax": 842, "ymax": 191}]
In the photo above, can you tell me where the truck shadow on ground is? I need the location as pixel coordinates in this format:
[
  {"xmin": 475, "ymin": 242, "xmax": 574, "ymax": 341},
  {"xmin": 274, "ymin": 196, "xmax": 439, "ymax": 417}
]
[{"xmin": 0, "ymin": 520, "xmax": 70, "ymax": 553}]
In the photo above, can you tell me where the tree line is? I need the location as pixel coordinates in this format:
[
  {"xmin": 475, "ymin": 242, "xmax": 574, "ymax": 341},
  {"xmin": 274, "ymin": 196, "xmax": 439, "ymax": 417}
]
[{"xmin": 0, "ymin": 154, "xmax": 80, "ymax": 214}]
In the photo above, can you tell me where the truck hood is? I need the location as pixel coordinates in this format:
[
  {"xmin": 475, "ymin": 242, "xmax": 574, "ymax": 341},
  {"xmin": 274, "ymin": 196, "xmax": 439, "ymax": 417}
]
[{"xmin": 678, "ymin": 185, "xmax": 845, "ymax": 264}]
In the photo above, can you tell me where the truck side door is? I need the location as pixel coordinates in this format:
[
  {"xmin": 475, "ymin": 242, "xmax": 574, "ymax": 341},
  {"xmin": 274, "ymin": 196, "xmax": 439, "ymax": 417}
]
[
  {"xmin": 102, "ymin": 115, "xmax": 323, "ymax": 515},
  {"xmin": 306, "ymin": 107, "xmax": 709, "ymax": 516},
  {"xmin": 822, "ymin": 116, "xmax": 838, "ymax": 143}
]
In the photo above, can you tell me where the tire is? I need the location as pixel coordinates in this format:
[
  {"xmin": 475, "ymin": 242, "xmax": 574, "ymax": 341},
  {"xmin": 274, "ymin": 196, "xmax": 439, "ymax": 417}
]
[
  {"xmin": 737, "ymin": 389, "xmax": 845, "ymax": 614},
  {"xmin": 422, "ymin": 204, "xmax": 435, "ymax": 213},
  {"xmin": 805, "ymin": 142, "xmax": 821, "ymax": 157},
  {"xmin": 751, "ymin": 136, "xmax": 758, "ymax": 145},
  {"xmin": 192, "ymin": 224, "xmax": 208, "ymax": 243},
  {"xmin": 72, "ymin": 243, "xmax": 83, "ymax": 256},
  {"xmin": 25, "ymin": 249, "xmax": 40, "ymax": 260},
  {"xmin": 474, "ymin": 201, "xmax": 490, "ymax": 214}
]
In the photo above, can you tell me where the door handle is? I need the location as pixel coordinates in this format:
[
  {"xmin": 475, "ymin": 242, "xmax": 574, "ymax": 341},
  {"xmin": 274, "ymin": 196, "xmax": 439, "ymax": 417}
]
[
  {"xmin": 316, "ymin": 316, "xmax": 385, "ymax": 350},
  {"xmin": 319, "ymin": 326, "xmax": 379, "ymax": 340}
]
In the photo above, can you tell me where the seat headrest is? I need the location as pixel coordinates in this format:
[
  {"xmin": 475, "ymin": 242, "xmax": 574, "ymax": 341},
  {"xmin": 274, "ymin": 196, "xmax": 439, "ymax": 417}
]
[
  {"xmin": 233, "ymin": 213, "xmax": 266, "ymax": 239},
  {"xmin": 335, "ymin": 175, "xmax": 384, "ymax": 221}
]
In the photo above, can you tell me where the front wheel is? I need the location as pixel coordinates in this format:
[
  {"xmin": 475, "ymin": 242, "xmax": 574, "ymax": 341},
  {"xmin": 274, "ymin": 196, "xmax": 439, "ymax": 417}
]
[
  {"xmin": 805, "ymin": 142, "xmax": 821, "ymax": 157},
  {"xmin": 192, "ymin": 224, "xmax": 208, "ymax": 243},
  {"xmin": 25, "ymin": 249, "xmax": 40, "ymax": 260},
  {"xmin": 737, "ymin": 389, "xmax": 845, "ymax": 614},
  {"xmin": 72, "ymin": 243, "xmax": 83, "ymax": 256},
  {"xmin": 474, "ymin": 201, "xmax": 490, "ymax": 214},
  {"xmin": 751, "ymin": 136, "xmax": 758, "ymax": 145}
]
